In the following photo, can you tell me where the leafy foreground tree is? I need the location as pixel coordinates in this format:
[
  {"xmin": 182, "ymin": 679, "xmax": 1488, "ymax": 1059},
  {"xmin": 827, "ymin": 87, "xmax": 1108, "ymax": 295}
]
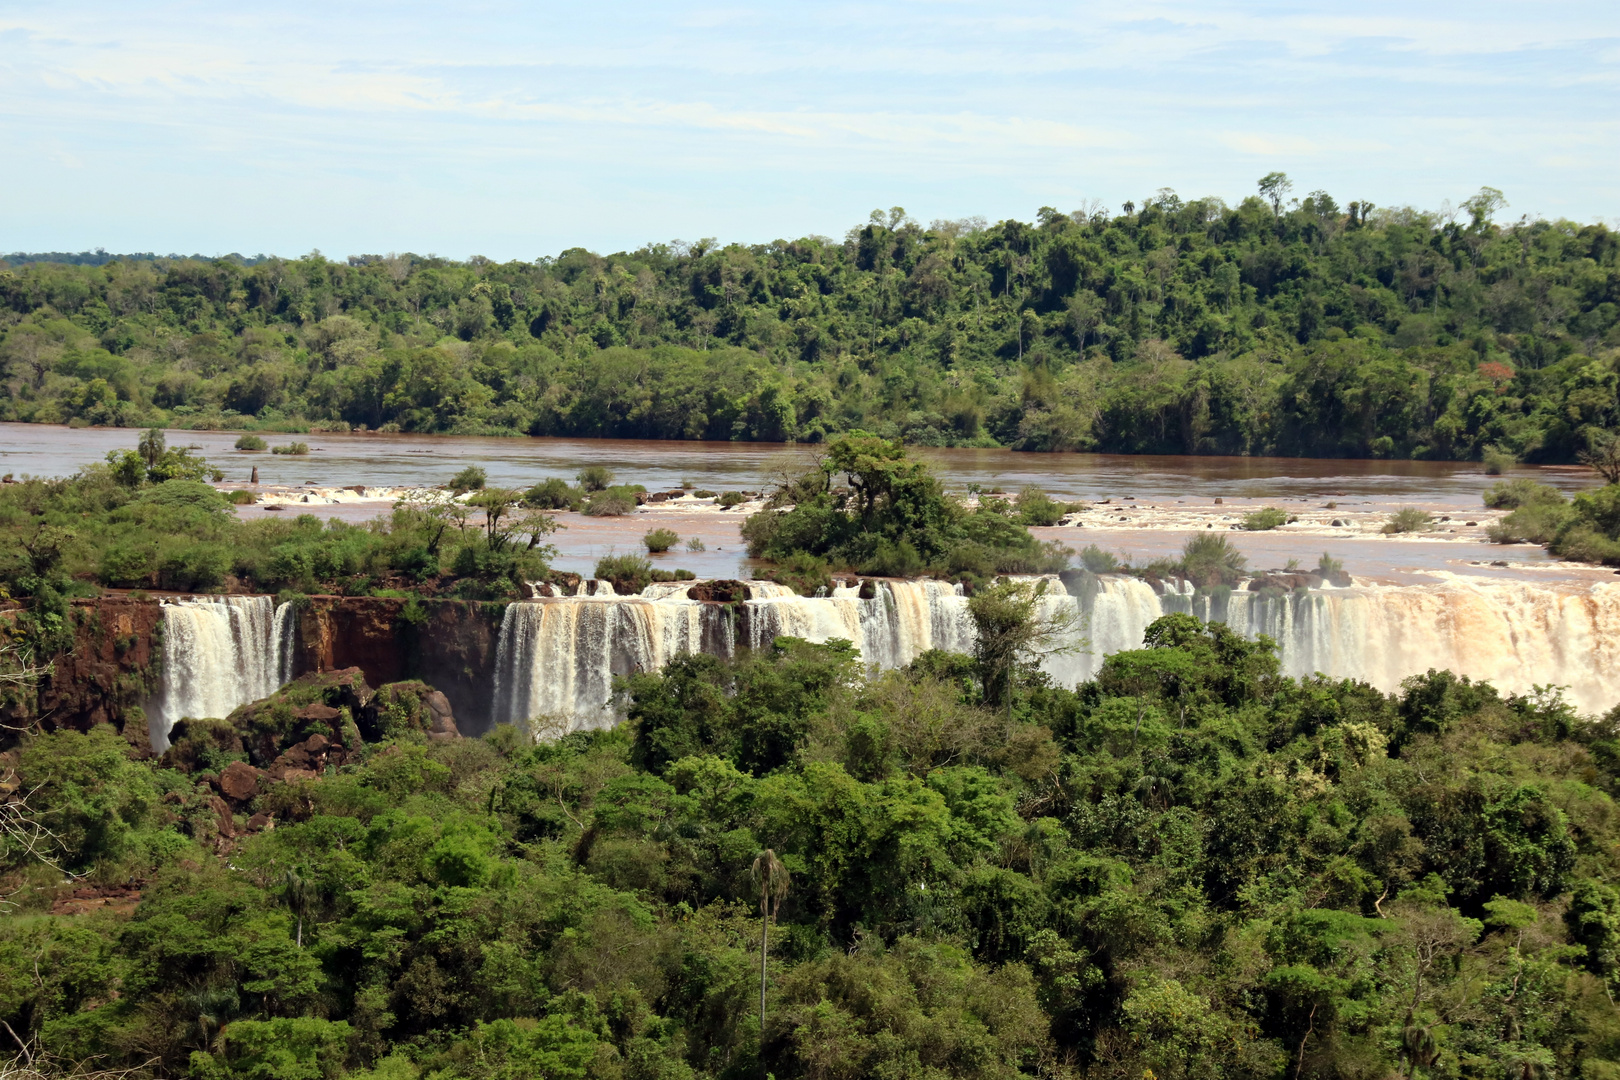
[
  {"xmin": 2, "ymin": 184, "xmax": 1615, "ymax": 463},
  {"xmin": 742, "ymin": 432, "xmax": 1072, "ymax": 586},
  {"xmin": 4, "ymin": 613, "xmax": 1620, "ymax": 1079}
]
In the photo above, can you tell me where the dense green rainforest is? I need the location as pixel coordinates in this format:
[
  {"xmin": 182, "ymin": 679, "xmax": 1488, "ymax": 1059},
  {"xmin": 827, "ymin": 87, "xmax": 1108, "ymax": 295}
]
[
  {"xmin": 4, "ymin": 180, "xmax": 1618, "ymax": 460},
  {"xmin": 4, "ymin": 436, "xmax": 1620, "ymax": 1079},
  {"xmin": 5, "ymin": 616, "xmax": 1620, "ymax": 1080}
]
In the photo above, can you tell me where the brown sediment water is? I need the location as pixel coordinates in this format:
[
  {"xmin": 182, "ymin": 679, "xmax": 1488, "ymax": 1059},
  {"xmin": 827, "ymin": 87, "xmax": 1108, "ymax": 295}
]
[{"xmin": 2, "ymin": 422, "xmax": 1606, "ymax": 583}]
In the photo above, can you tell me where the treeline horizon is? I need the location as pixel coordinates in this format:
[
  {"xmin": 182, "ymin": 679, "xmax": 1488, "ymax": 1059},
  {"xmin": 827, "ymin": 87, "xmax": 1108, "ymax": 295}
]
[{"xmin": 2, "ymin": 176, "xmax": 1616, "ymax": 462}]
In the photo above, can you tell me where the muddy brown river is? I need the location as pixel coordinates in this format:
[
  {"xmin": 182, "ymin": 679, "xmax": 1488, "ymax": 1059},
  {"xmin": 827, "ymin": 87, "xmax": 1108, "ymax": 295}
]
[{"xmin": 2, "ymin": 422, "xmax": 1607, "ymax": 583}]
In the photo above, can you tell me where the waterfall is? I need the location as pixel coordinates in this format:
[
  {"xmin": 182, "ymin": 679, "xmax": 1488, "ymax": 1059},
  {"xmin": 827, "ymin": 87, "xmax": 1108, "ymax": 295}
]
[
  {"xmin": 492, "ymin": 590, "xmax": 735, "ymax": 734},
  {"xmin": 150, "ymin": 596, "xmax": 295, "ymax": 751},
  {"xmin": 487, "ymin": 575, "xmax": 1620, "ymax": 736},
  {"xmin": 744, "ymin": 579, "xmax": 972, "ymax": 670}
]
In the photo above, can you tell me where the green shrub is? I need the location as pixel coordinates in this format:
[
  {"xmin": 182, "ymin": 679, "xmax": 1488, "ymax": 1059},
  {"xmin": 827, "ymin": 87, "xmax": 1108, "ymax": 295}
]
[
  {"xmin": 1382, "ymin": 507, "xmax": 1435, "ymax": 534},
  {"xmin": 100, "ymin": 544, "xmax": 157, "ymax": 587},
  {"xmin": 754, "ymin": 552, "xmax": 832, "ymax": 596},
  {"xmin": 582, "ymin": 490, "xmax": 636, "ymax": 517},
  {"xmin": 190, "ymin": 1017, "xmax": 354, "ymax": 1080},
  {"xmin": 449, "ymin": 465, "xmax": 487, "ymax": 492},
  {"xmin": 1079, "ymin": 544, "xmax": 1120, "ymax": 573},
  {"xmin": 1551, "ymin": 525, "xmax": 1620, "ymax": 565},
  {"xmin": 524, "ymin": 477, "xmax": 575, "ymax": 509},
  {"xmin": 717, "ymin": 491, "xmax": 748, "ymax": 508},
  {"xmin": 1180, "ymin": 532, "xmax": 1246, "ymax": 586},
  {"xmin": 1489, "ymin": 502, "xmax": 1573, "ymax": 545},
  {"xmin": 1015, "ymin": 485, "xmax": 1066, "ymax": 526},
  {"xmin": 858, "ymin": 538, "xmax": 924, "ymax": 578},
  {"xmin": 1483, "ymin": 446, "xmax": 1516, "ymax": 474},
  {"xmin": 595, "ymin": 553, "xmax": 652, "ymax": 594},
  {"xmin": 271, "ymin": 442, "xmax": 310, "ymax": 456},
  {"xmin": 1240, "ymin": 506, "xmax": 1288, "ymax": 531},
  {"xmin": 643, "ymin": 528, "xmax": 679, "ymax": 553},
  {"xmin": 685, "ymin": 536, "xmax": 706, "ymax": 552},
  {"xmin": 1317, "ymin": 552, "xmax": 1344, "ymax": 575},
  {"xmin": 233, "ymin": 434, "xmax": 267, "ymax": 451},
  {"xmin": 1483, "ymin": 478, "xmax": 1566, "ymax": 509},
  {"xmin": 227, "ymin": 489, "xmax": 256, "ymax": 505},
  {"xmin": 577, "ymin": 465, "xmax": 615, "ymax": 492},
  {"xmin": 694, "ymin": 489, "xmax": 717, "ymax": 498}
]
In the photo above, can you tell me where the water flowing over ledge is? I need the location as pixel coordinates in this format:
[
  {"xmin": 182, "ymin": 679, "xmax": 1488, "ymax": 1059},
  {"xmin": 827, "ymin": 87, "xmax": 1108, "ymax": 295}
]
[
  {"xmin": 490, "ymin": 574, "xmax": 1620, "ymax": 734},
  {"xmin": 149, "ymin": 596, "xmax": 295, "ymax": 751}
]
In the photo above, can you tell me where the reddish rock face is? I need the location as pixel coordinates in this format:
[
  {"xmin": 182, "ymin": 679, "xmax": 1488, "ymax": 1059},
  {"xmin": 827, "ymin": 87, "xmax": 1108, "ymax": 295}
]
[
  {"xmin": 26, "ymin": 594, "xmax": 500, "ymax": 742},
  {"xmin": 5, "ymin": 597, "xmax": 165, "ymax": 753},
  {"xmin": 292, "ymin": 598, "xmax": 501, "ymax": 732}
]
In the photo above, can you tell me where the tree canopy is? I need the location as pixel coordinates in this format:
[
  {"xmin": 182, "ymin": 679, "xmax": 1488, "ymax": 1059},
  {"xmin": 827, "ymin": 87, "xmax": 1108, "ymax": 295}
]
[{"xmin": 2, "ymin": 182, "xmax": 1616, "ymax": 462}]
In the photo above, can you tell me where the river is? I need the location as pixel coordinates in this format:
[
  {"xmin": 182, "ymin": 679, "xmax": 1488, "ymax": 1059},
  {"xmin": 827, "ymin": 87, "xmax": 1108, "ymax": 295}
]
[{"xmin": 2, "ymin": 422, "xmax": 1608, "ymax": 584}]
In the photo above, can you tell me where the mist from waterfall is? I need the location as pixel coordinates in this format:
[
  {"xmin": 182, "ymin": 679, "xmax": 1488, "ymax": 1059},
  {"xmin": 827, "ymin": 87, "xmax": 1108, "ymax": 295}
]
[
  {"xmin": 489, "ymin": 574, "xmax": 1620, "ymax": 735},
  {"xmin": 149, "ymin": 596, "xmax": 295, "ymax": 751}
]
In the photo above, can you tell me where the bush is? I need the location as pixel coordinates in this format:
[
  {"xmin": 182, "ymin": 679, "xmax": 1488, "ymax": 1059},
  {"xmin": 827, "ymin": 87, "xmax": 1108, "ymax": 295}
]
[
  {"xmin": 685, "ymin": 536, "xmax": 706, "ymax": 552},
  {"xmin": 524, "ymin": 477, "xmax": 576, "ymax": 509},
  {"xmin": 1483, "ymin": 478, "xmax": 1566, "ymax": 510},
  {"xmin": 754, "ymin": 552, "xmax": 832, "ymax": 596},
  {"xmin": 1079, "ymin": 544, "xmax": 1120, "ymax": 573},
  {"xmin": 100, "ymin": 544, "xmax": 157, "ymax": 587},
  {"xmin": 717, "ymin": 491, "xmax": 748, "ymax": 508},
  {"xmin": 858, "ymin": 538, "xmax": 924, "ymax": 578},
  {"xmin": 582, "ymin": 489, "xmax": 636, "ymax": 517},
  {"xmin": 1240, "ymin": 506, "xmax": 1288, "ymax": 531},
  {"xmin": 577, "ymin": 465, "xmax": 615, "ymax": 492},
  {"xmin": 1489, "ymin": 502, "xmax": 1572, "ymax": 545},
  {"xmin": 227, "ymin": 489, "xmax": 256, "ymax": 505},
  {"xmin": 643, "ymin": 528, "xmax": 679, "ymax": 553},
  {"xmin": 1317, "ymin": 552, "xmax": 1344, "ymax": 575},
  {"xmin": 233, "ymin": 434, "xmax": 267, "ymax": 451},
  {"xmin": 1015, "ymin": 485, "xmax": 1066, "ymax": 526},
  {"xmin": 449, "ymin": 465, "xmax": 487, "ymax": 493},
  {"xmin": 1382, "ymin": 507, "xmax": 1435, "ymax": 534},
  {"xmin": 271, "ymin": 442, "xmax": 310, "ymax": 456},
  {"xmin": 1483, "ymin": 446, "xmax": 1516, "ymax": 474},
  {"xmin": 1180, "ymin": 532, "xmax": 1246, "ymax": 586},
  {"xmin": 1551, "ymin": 525, "xmax": 1620, "ymax": 565},
  {"xmin": 595, "ymin": 553, "xmax": 652, "ymax": 594},
  {"xmin": 694, "ymin": 489, "xmax": 717, "ymax": 499}
]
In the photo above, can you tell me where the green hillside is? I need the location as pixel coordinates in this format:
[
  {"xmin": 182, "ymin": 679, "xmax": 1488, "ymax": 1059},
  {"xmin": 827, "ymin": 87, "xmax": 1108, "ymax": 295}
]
[{"xmin": 2, "ymin": 180, "xmax": 1617, "ymax": 460}]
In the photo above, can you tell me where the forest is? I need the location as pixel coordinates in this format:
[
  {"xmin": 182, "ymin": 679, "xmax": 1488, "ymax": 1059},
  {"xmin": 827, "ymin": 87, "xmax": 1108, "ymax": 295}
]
[
  {"xmin": 4, "ymin": 609, "xmax": 1620, "ymax": 1080},
  {"xmin": 3, "ymin": 178, "xmax": 1618, "ymax": 462}
]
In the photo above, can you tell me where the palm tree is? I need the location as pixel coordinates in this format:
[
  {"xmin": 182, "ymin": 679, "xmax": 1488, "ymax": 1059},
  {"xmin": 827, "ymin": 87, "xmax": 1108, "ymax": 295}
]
[
  {"xmin": 137, "ymin": 426, "xmax": 166, "ymax": 469},
  {"xmin": 751, "ymin": 849, "xmax": 790, "ymax": 1034}
]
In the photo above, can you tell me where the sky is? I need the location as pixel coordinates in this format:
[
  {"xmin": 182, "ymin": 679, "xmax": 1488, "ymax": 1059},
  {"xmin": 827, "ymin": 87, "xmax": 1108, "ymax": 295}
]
[{"xmin": 1, "ymin": 1, "xmax": 1617, "ymax": 261}]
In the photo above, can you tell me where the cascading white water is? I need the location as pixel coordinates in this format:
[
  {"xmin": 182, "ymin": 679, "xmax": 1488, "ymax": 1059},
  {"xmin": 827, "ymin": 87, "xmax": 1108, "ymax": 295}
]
[
  {"xmin": 492, "ymin": 591, "xmax": 734, "ymax": 734},
  {"xmin": 488, "ymin": 574, "xmax": 1620, "ymax": 735},
  {"xmin": 744, "ymin": 579, "xmax": 973, "ymax": 670},
  {"xmin": 150, "ymin": 596, "xmax": 295, "ymax": 751}
]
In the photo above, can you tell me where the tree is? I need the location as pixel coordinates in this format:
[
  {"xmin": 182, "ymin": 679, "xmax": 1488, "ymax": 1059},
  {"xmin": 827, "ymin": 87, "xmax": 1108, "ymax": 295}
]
[
  {"xmin": 1462, "ymin": 186, "xmax": 1508, "ymax": 228},
  {"xmin": 137, "ymin": 427, "xmax": 166, "ymax": 469},
  {"xmin": 752, "ymin": 848, "xmax": 790, "ymax": 1034},
  {"xmin": 967, "ymin": 578, "xmax": 1080, "ymax": 708},
  {"xmin": 1258, "ymin": 172, "xmax": 1294, "ymax": 216},
  {"xmin": 1579, "ymin": 429, "xmax": 1620, "ymax": 484}
]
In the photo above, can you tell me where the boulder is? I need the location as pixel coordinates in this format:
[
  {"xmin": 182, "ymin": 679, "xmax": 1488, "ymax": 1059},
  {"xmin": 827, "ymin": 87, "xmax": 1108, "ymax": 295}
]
[
  {"xmin": 218, "ymin": 760, "xmax": 265, "ymax": 803},
  {"xmin": 686, "ymin": 579, "xmax": 749, "ymax": 603}
]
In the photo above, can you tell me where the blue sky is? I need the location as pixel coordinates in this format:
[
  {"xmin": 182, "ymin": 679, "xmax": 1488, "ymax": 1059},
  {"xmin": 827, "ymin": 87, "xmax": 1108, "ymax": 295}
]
[{"xmin": 2, "ymin": 1, "xmax": 1616, "ymax": 260}]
